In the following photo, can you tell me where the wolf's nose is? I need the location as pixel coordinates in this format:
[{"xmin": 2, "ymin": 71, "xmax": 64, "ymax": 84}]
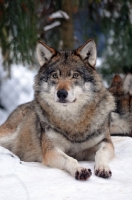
[{"xmin": 57, "ymin": 89, "xmax": 68, "ymax": 100}]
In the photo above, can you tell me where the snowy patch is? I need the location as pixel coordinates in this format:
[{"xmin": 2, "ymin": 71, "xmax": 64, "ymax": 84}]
[
  {"xmin": 49, "ymin": 10, "xmax": 69, "ymax": 20},
  {"xmin": 44, "ymin": 21, "xmax": 61, "ymax": 31},
  {"xmin": 0, "ymin": 137, "xmax": 131, "ymax": 200},
  {"xmin": 0, "ymin": 64, "xmax": 37, "ymax": 125}
]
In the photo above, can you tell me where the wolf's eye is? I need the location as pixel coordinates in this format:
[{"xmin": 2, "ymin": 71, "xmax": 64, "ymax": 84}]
[
  {"xmin": 52, "ymin": 73, "xmax": 58, "ymax": 79},
  {"xmin": 73, "ymin": 73, "xmax": 79, "ymax": 79}
]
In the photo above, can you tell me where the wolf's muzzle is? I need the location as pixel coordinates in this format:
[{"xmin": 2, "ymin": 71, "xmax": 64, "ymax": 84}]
[{"xmin": 57, "ymin": 89, "xmax": 68, "ymax": 101}]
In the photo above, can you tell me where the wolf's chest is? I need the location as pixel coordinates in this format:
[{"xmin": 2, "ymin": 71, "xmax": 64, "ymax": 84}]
[{"xmin": 45, "ymin": 128, "xmax": 104, "ymax": 153}]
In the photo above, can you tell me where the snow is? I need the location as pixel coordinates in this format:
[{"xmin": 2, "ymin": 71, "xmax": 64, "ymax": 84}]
[
  {"xmin": 44, "ymin": 10, "xmax": 69, "ymax": 31},
  {"xmin": 49, "ymin": 10, "xmax": 69, "ymax": 20},
  {"xmin": 0, "ymin": 137, "xmax": 132, "ymax": 200},
  {"xmin": 96, "ymin": 58, "xmax": 102, "ymax": 68},
  {"xmin": 44, "ymin": 21, "xmax": 61, "ymax": 31},
  {"xmin": 0, "ymin": 65, "xmax": 37, "ymax": 125}
]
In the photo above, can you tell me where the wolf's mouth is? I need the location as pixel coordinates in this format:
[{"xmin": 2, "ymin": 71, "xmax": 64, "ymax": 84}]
[
  {"xmin": 59, "ymin": 100, "xmax": 67, "ymax": 103},
  {"xmin": 58, "ymin": 99, "xmax": 76, "ymax": 104}
]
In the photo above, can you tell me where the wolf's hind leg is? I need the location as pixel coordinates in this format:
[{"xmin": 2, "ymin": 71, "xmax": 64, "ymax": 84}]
[
  {"xmin": 0, "ymin": 102, "xmax": 32, "ymax": 138},
  {"xmin": 94, "ymin": 138, "xmax": 114, "ymax": 178},
  {"xmin": 0, "ymin": 122, "xmax": 16, "ymax": 138}
]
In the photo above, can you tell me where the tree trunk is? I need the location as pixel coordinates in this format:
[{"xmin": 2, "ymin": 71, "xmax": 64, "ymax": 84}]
[{"xmin": 61, "ymin": 0, "xmax": 74, "ymax": 50}]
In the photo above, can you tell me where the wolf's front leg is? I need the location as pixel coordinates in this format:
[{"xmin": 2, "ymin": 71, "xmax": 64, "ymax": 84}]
[
  {"xmin": 94, "ymin": 137, "xmax": 114, "ymax": 178},
  {"xmin": 43, "ymin": 148, "xmax": 92, "ymax": 180},
  {"xmin": 41, "ymin": 135, "xmax": 92, "ymax": 180}
]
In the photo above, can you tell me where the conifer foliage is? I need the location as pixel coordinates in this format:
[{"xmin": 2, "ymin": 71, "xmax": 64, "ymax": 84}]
[
  {"xmin": 100, "ymin": 0, "xmax": 132, "ymax": 81},
  {"xmin": 0, "ymin": 0, "xmax": 74, "ymax": 72},
  {"xmin": 0, "ymin": 0, "xmax": 37, "ymax": 70},
  {"xmin": 0, "ymin": 0, "xmax": 132, "ymax": 81}
]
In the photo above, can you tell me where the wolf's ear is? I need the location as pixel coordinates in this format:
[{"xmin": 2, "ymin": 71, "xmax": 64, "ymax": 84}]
[
  {"xmin": 76, "ymin": 39, "xmax": 96, "ymax": 67},
  {"xmin": 36, "ymin": 41, "xmax": 56, "ymax": 67},
  {"xmin": 110, "ymin": 75, "xmax": 123, "ymax": 87},
  {"xmin": 123, "ymin": 74, "xmax": 132, "ymax": 95}
]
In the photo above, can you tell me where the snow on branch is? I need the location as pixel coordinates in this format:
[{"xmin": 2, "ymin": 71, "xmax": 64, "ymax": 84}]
[
  {"xmin": 44, "ymin": 21, "xmax": 61, "ymax": 31},
  {"xmin": 49, "ymin": 10, "xmax": 69, "ymax": 20}
]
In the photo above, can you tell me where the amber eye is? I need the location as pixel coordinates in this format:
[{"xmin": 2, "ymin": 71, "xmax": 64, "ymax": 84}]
[
  {"xmin": 73, "ymin": 73, "xmax": 79, "ymax": 79},
  {"xmin": 52, "ymin": 73, "xmax": 58, "ymax": 79}
]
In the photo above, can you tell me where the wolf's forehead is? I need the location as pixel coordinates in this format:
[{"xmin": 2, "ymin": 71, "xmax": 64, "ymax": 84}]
[
  {"xmin": 60, "ymin": 50, "xmax": 73, "ymax": 57},
  {"xmin": 58, "ymin": 51, "xmax": 76, "ymax": 63},
  {"xmin": 47, "ymin": 51, "xmax": 76, "ymax": 70},
  {"xmin": 50, "ymin": 51, "xmax": 80, "ymax": 69}
]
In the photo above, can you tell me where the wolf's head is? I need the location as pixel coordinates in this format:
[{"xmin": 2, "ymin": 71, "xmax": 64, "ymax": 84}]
[
  {"xmin": 109, "ymin": 74, "xmax": 132, "ymax": 136},
  {"xmin": 34, "ymin": 40, "xmax": 105, "ymax": 113},
  {"xmin": 109, "ymin": 74, "xmax": 132, "ymax": 114},
  {"xmin": 34, "ymin": 40, "xmax": 115, "ymax": 131}
]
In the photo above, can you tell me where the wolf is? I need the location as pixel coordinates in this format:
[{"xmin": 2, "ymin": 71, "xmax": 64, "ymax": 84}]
[
  {"xmin": 109, "ymin": 74, "xmax": 132, "ymax": 137},
  {"xmin": 0, "ymin": 40, "xmax": 115, "ymax": 180}
]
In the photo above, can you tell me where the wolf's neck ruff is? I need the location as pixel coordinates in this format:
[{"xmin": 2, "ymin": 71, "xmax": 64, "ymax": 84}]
[{"xmin": 34, "ymin": 89, "xmax": 112, "ymax": 143}]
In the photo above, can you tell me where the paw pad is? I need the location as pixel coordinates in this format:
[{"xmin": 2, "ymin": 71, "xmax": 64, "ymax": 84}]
[
  {"xmin": 75, "ymin": 168, "xmax": 92, "ymax": 180},
  {"xmin": 95, "ymin": 169, "xmax": 112, "ymax": 178}
]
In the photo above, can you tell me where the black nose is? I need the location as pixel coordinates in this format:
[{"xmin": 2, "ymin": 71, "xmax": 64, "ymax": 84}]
[{"xmin": 57, "ymin": 89, "xmax": 68, "ymax": 100}]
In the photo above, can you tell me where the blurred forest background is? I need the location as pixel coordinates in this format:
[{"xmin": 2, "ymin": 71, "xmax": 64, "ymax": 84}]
[
  {"xmin": 1, "ymin": 0, "xmax": 132, "ymax": 80},
  {"xmin": 0, "ymin": 0, "xmax": 132, "ymax": 123}
]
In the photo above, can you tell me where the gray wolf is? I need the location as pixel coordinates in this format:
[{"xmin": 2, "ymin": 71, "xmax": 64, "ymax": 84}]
[
  {"xmin": 0, "ymin": 40, "xmax": 115, "ymax": 180},
  {"xmin": 109, "ymin": 74, "xmax": 132, "ymax": 137}
]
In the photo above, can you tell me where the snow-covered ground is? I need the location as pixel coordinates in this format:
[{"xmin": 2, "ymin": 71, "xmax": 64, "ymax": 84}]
[{"xmin": 0, "ymin": 137, "xmax": 132, "ymax": 200}]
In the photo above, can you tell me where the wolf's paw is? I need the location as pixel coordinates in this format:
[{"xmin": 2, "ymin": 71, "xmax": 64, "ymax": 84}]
[
  {"xmin": 75, "ymin": 168, "xmax": 92, "ymax": 180},
  {"xmin": 94, "ymin": 165, "xmax": 112, "ymax": 178}
]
